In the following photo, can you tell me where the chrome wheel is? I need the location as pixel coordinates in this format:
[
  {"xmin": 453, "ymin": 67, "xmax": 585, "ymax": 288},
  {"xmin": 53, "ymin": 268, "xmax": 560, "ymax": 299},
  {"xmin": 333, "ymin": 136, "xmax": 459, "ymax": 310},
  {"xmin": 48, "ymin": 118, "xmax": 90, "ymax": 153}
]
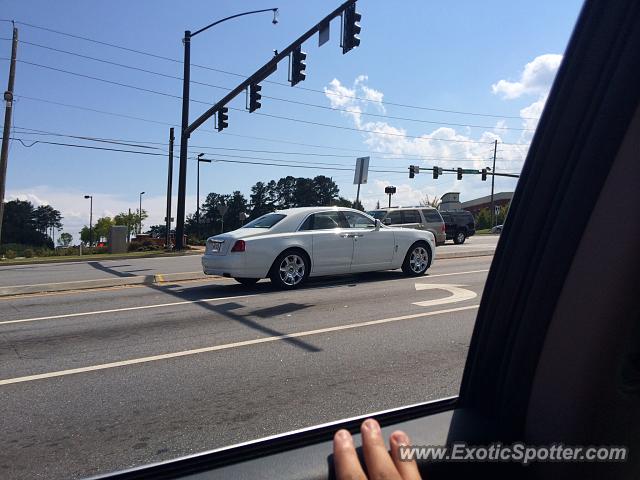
[
  {"xmin": 409, "ymin": 246, "xmax": 429, "ymax": 273},
  {"xmin": 278, "ymin": 254, "xmax": 305, "ymax": 286}
]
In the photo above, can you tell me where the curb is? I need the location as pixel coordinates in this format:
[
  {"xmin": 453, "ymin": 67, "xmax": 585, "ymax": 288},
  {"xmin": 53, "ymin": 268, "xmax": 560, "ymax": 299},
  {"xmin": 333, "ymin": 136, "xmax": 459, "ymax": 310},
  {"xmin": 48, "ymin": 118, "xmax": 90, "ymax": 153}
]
[
  {"xmin": 0, "ymin": 250, "xmax": 203, "ymax": 267},
  {"xmin": 0, "ymin": 249, "xmax": 495, "ymax": 297}
]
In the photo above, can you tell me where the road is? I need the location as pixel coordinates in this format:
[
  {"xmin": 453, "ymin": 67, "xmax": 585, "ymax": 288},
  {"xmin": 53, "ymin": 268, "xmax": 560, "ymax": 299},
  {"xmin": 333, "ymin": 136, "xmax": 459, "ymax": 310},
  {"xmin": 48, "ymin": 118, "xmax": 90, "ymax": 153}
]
[
  {"xmin": 0, "ymin": 235, "xmax": 497, "ymax": 287},
  {"xmin": 0, "ymin": 255, "xmax": 491, "ymax": 479}
]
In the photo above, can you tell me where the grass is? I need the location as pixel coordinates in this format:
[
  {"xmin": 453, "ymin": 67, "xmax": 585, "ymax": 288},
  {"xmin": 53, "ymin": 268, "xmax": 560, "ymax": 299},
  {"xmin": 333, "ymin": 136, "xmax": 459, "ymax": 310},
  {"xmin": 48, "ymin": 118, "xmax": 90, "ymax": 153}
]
[
  {"xmin": 475, "ymin": 228, "xmax": 494, "ymax": 234},
  {"xmin": 0, "ymin": 249, "xmax": 203, "ymax": 265}
]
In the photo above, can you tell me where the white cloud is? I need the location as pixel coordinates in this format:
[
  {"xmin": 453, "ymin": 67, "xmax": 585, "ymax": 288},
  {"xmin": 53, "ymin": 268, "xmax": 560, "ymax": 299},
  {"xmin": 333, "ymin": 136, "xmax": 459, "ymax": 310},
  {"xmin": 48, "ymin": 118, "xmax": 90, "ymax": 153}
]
[
  {"xmin": 491, "ymin": 54, "xmax": 562, "ymax": 100},
  {"xmin": 7, "ymin": 186, "xmax": 194, "ymax": 244},
  {"xmin": 324, "ymin": 75, "xmax": 526, "ymax": 208}
]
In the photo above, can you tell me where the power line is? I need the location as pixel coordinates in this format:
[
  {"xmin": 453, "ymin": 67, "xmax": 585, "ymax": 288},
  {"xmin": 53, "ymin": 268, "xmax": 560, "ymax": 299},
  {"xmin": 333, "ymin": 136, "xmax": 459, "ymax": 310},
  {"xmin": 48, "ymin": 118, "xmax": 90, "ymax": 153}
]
[
  {"xmin": 10, "ymin": 59, "xmax": 525, "ymax": 145},
  {"xmin": 4, "ymin": 19, "xmax": 539, "ymax": 120},
  {"xmin": 13, "ymin": 125, "xmax": 521, "ymax": 164},
  {"xmin": 4, "ymin": 38, "xmax": 535, "ymax": 132}
]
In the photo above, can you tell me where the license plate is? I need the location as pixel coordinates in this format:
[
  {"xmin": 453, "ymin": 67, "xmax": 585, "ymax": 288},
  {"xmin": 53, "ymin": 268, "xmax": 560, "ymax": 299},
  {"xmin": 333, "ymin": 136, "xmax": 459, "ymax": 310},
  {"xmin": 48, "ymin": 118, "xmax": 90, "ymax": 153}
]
[{"xmin": 210, "ymin": 241, "xmax": 222, "ymax": 252}]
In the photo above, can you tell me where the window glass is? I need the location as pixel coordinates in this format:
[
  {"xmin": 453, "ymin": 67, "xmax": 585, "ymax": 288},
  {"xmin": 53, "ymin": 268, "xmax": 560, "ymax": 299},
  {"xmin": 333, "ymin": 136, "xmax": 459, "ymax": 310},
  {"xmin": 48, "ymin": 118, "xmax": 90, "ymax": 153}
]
[
  {"xmin": 367, "ymin": 210, "xmax": 387, "ymax": 220},
  {"xmin": 342, "ymin": 211, "xmax": 376, "ymax": 228},
  {"xmin": 402, "ymin": 210, "xmax": 419, "ymax": 224},
  {"xmin": 308, "ymin": 211, "xmax": 343, "ymax": 230},
  {"xmin": 423, "ymin": 210, "xmax": 443, "ymax": 223},
  {"xmin": 388, "ymin": 210, "xmax": 403, "ymax": 224},
  {"xmin": 243, "ymin": 213, "xmax": 286, "ymax": 229}
]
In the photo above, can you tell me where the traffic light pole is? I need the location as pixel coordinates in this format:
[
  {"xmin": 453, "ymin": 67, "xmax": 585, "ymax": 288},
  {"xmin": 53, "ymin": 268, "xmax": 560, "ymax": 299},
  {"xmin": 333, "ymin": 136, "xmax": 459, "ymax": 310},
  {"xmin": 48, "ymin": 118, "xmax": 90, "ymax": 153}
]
[
  {"xmin": 175, "ymin": 30, "xmax": 191, "ymax": 250},
  {"xmin": 490, "ymin": 139, "xmax": 497, "ymax": 227},
  {"xmin": 173, "ymin": 1, "xmax": 357, "ymax": 249},
  {"xmin": 0, "ymin": 26, "xmax": 18, "ymax": 246}
]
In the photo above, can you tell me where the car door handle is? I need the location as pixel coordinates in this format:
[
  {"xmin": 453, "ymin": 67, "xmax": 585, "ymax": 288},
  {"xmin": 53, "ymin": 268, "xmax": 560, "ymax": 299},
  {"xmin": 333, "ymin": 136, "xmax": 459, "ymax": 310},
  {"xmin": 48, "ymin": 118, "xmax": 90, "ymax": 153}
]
[{"xmin": 340, "ymin": 233, "xmax": 355, "ymax": 238}]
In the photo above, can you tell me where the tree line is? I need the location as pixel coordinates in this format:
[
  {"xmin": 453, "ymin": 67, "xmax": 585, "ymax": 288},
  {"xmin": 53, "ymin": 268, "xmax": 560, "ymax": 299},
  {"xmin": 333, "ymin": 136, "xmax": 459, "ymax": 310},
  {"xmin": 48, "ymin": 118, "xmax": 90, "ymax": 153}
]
[
  {"xmin": 1, "ymin": 200, "xmax": 63, "ymax": 248},
  {"xmin": 147, "ymin": 175, "xmax": 361, "ymax": 240}
]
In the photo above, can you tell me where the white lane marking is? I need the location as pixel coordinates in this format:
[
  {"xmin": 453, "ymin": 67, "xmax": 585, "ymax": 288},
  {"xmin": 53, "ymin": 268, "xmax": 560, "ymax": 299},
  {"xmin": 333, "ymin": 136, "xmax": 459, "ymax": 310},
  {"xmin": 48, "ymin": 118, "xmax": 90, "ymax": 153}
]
[
  {"xmin": 413, "ymin": 283, "xmax": 478, "ymax": 308},
  {"xmin": 0, "ymin": 269, "xmax": 488, "ymax": 326},
  {"xmin": 0, "ymin": 293, "xmax": 258, "ymax": 326},
  {"xmin": 426, "ymin": 269, "xmax": 488, "ymax": 278},
  {"xmin": 0, "ymin": 305, "xmax": 479, "ymax": 386}
]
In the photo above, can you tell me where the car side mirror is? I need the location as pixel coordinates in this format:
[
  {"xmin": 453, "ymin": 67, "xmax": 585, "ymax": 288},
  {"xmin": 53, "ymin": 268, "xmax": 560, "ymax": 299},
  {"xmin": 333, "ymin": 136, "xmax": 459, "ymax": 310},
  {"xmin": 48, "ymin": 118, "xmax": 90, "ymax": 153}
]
[
  {"xmin": 375, "ymin": 219, "xmax": 381, "ymax": 230},
  {"xmin": 383, "ymin": 218, "xmax": 392, "ymax": 225}
]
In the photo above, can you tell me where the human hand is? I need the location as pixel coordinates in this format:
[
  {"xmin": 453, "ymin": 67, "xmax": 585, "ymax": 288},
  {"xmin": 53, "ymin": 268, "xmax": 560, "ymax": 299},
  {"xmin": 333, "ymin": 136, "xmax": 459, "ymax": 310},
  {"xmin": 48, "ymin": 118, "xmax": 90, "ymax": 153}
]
[{"xmin": 333, "ymin": 418, "xmax": 422, "ymax": 479}]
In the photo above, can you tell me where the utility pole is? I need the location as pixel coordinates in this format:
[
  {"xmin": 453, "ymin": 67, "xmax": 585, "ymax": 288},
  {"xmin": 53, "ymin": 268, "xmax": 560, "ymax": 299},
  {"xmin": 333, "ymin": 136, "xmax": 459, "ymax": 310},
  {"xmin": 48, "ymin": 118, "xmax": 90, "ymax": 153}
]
[
  {"xmin": 0, "ymin": 26, "xmax": 18, "ymax": 245},
  {"xmin": 165, "ymin": 128, "xmax": 174, "ymax": 248},
  {"xmin": 490, "ymin": 139, "xmax": 497, "ymax": 228}
]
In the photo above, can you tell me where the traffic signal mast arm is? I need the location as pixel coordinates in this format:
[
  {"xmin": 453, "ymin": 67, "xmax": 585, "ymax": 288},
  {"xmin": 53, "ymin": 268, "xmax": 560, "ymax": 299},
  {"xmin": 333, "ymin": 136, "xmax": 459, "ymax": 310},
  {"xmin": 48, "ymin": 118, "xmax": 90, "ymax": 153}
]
[{"xmin": 186, "ymin": 0, "xmax": 358, "ymax": 136}]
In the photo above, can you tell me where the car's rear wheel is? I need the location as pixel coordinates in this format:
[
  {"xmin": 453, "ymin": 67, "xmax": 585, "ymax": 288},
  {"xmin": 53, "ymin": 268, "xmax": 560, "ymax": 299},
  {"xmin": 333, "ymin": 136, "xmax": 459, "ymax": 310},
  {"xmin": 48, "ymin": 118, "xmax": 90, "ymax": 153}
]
[
  {"xmin": 270, "ymin": 250, "xmax": 309, "ymax": 289},
  {"xmin": 453, "ymin": 231, "xmax": 467, "ymax": 244},
  {"xmin": 234, "ymin": 277, "xmax": 259, "ymax": 286},
  {"xmin": 401, "ymin": 242, "xmax": 431, "ymax": 276}
]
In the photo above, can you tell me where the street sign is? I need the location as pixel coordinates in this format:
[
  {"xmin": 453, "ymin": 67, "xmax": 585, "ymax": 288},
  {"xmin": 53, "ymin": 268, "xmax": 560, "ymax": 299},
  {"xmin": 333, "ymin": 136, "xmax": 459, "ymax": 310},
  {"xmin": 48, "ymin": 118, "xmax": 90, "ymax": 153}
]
[
  {"xmin": 318, "ymin": 21, "xmax": 330, "ymax": 46},
  {"xmin": 217, "ymin": 205, "xmax": 229, "ymax": 216},
  {"xmin": 354, "ymin": 156, "xmax": 369, "ymax": 185}
]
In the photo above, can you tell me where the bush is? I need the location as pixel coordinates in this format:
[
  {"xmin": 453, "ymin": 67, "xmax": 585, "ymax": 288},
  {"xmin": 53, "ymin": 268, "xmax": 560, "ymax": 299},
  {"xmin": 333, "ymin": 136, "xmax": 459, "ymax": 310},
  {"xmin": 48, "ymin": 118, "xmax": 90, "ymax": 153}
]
[
  {"xmin": 23, "ymin": 248, "xmax": 34, "ymax": 258},
  {"xmin": 5, "ymin": 249, "xmax": 16, "ymax": 259}
]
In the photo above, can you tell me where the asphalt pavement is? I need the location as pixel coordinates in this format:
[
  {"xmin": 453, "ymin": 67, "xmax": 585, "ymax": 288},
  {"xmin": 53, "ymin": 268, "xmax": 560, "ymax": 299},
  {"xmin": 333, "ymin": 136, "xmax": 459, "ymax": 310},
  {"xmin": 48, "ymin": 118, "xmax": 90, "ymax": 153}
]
[
  {"xmin": 0, "ymin": 255, "xmax": 491, "ymax": 479},
  {"xmin": 0, "ymin": 235, "xmax": 498, "ymax": 289}
]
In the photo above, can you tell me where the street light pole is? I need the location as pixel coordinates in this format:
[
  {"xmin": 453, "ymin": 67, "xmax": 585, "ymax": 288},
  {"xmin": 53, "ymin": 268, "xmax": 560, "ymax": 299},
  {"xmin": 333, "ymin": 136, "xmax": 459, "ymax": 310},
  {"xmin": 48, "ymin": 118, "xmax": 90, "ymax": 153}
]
[
  {"xmin": 139, "ymin": 191, "xmax": 145, "ymax": 235},
  {"xmin": 196, "ymin": 154, "xmax": 212, "ymax": 239},
  {"xmin": 490, "ymin": 139, "xmax": 497, "ymax": 228},
  {"xmin": 84, "ymin": 195, "xmax": 93, "ymax": 246},
  {"xmin": 174, "ymin": 8, "xmax": 279, "ymax": 251}
]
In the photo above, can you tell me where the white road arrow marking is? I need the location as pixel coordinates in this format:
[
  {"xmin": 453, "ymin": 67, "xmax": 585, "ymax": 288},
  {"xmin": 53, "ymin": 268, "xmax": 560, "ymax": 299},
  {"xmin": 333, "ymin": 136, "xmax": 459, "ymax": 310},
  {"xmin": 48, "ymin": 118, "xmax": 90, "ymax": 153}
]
[{"xmin": 413, "ymin": 283, "xmax": 477, "ymax": 308}]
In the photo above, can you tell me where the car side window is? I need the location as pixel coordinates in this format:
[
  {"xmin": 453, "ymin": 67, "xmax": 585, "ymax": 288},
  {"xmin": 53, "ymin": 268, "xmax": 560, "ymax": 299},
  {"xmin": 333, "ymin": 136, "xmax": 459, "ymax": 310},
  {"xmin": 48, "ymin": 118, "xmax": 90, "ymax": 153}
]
[
  {"xmin": 402, "ymin": 210, "xmax": 419, "ymax": 224},
  {"xmin": 342, "ymin": 211, "xmax": 375, "ymax": 229},
  {"xmin": 422, "ymin": 210, "xmax": 442, "ymax": 223},
  {"xmin": 305, "ymin": 211, "xmax": 343, "ymax": 230},
  {"xmin": 299, "ymin": 215, "xmax": 314, "ymax": 231},
  {"xmin": 388, "ymin": 210, "xmax": 403, "ymax": 224}
]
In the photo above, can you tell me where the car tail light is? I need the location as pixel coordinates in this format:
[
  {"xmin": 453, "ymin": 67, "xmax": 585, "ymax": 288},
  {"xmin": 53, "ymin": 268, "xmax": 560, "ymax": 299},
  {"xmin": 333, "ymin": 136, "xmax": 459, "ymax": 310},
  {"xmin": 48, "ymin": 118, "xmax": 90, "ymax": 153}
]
[{"xmin": 231, "ymin": 240, "xmax": 246, "ymax": 252}]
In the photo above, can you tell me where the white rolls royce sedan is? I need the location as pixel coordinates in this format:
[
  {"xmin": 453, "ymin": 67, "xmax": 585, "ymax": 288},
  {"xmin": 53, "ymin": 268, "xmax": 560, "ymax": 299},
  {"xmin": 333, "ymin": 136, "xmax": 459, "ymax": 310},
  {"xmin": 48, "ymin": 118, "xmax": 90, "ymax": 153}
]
[{"xmin": 201, "ymin": 207, "xmax": 436, "ymax": 289}]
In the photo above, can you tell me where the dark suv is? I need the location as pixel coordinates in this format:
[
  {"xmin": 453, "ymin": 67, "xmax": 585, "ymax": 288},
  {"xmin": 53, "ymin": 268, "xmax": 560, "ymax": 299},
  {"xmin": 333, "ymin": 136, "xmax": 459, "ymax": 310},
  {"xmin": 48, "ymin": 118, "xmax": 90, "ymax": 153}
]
[{"xmin": 440, "ymin": 210, "xmax": 475, "ymax": 244}]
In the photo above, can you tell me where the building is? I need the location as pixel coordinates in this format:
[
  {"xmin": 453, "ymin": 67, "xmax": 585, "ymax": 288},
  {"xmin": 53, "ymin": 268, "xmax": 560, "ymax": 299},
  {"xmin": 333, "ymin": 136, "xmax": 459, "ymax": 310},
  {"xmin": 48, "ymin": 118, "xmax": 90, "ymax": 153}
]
[
  {"xmin": 461, "ymin": 192, "xmax": 514, "ymax": 216},
  {"xmin": 439, "ymin": 192, "xmax": 462, "ymax": 211}
]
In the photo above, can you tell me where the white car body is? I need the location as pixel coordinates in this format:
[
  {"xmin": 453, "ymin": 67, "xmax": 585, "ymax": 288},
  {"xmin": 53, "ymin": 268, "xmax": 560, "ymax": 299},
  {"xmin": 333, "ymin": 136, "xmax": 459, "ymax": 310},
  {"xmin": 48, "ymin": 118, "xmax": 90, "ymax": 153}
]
[{"xmin": 201, "ymin": 207, "xmax": 436, "ymax": 282}]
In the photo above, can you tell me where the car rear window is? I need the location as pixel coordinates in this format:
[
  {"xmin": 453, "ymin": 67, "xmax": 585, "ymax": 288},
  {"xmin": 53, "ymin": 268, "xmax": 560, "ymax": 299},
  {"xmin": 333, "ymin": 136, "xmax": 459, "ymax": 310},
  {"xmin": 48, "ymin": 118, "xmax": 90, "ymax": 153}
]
[
  {"xmin": 243, "ymin": 213, "xmax": 286, "ymax": 229},
  {"xmin": 367, "ymin": 210, "xmax": 387, "ymax": 220}
]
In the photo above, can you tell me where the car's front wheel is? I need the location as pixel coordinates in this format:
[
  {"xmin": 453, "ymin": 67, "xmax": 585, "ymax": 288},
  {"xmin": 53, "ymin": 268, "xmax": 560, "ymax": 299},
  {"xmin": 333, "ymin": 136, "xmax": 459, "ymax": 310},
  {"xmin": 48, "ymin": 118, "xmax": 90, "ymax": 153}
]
[
  {"xmin": 453, "ymin": 231, "xmax": 467, "ymax": 244},
  {"xmin": 270, "ymin": 250, "xmax": 310, "ymax": 289},
  {"xmin": 402, "ymin": 242, "xmax": 431, "ymax": 276},
  {"xmin": 234, "ymin": 277, "xmax": 259, "ymax": 286}
]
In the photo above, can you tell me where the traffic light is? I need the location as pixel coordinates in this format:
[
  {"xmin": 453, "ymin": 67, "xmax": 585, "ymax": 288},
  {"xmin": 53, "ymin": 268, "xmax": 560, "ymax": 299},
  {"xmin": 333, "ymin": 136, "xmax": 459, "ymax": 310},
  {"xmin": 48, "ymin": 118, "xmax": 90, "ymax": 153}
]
[
  {"xmin": 216, "ymin": 107, "xmax": 229, "ymax": 132},
  {"xmin": 342, "ymin": 3, "xmax": 362, "ymax": 54},
  {"xmin": 457, "ymin": 168, "xmax": 463, "ymax": 180},
  {"xmin": 481, "ymin": 168, "xmax": 487, "ymax": 181},
  {"xmin": 290, "ymin": 47, "xmax": 307, "ymax": 86},
  {"xmin": 433, "ymin": 166, "xmax": 440, "ymax": 179},
  {"xmin": 248, "ymin": 83, "xmax": 262, "ymax": 113},
  {"xmin": 409, "ymin": 165, "xmax": 420, "ymax": 178}
]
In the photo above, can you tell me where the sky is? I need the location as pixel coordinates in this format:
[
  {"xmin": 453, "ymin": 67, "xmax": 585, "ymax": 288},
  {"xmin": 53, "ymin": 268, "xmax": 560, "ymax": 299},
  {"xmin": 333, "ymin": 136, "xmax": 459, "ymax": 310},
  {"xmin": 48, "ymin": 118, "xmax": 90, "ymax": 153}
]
[{"xmin": 0, "ymin": 0, "xmax": 584, "ymax": 241}]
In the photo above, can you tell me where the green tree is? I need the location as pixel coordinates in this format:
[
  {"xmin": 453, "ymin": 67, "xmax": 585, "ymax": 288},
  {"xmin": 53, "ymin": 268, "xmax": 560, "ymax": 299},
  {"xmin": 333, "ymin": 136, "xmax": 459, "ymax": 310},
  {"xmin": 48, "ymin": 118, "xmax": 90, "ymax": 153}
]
[
  {"xmin": 420, "ymin": 195, "xmax": 441, "ymax": 208},
  {"xmin": 33, "ymin": 205, "xmax": 63, "ymax": 235},
  {"xmin": 224, "ymin": 191, "xmax": 249, "ymax": 232},
  {"xmin": 200, "ymin": 192, "xmax": 231, "ymax": 236},
  {"xmin": 147, "ymin": 224, "xmax": 167, "ymax": 238},
  {"xmin": 249, "ymin": 181, "xmax": 276, "ymax": 219},
  {"xmin": 312, "ymin": 175, "xmax": 339, "ymax": 206},
  {"xmin": 293, "ymin": 177, "xmax": 316, "ymax": 206},
  {"xmin": 94, "ymin": 217, "xmax": 114, "ymax": 241},
  {"xmin": 352, "ymin": 199, "xmax": 364, "ymax": 211},
  {"xmin": 330, "ymin": 196, "xmax": 353, "ymax": 208},
  {"xmin": 275, "ymin": 176, "xmax": 297, "ymax": 209},
  {"xmin": 114, "ymin": 210, "xmax": 147, "ymax": 239},
  {"xmin": 58, "ymin": 232, "xmax": 73, "ymax": 247},
  {"xmin": 475, "ymin": 208, "xmax": 491, "ymax": 230},
  {"xmin": 1, "ymin": 200, "xmax": 53, "ymax": 247}
]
